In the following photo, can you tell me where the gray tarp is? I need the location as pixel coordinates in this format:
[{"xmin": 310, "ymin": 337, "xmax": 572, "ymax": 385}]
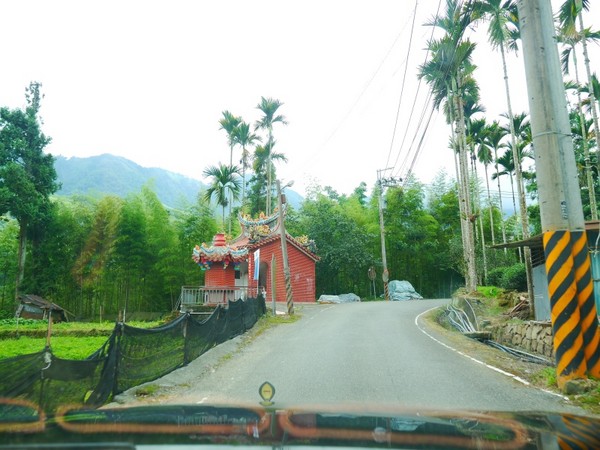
[
  {"xmin": 317, "ymin": 293, "xmax": 361, "ymax": 303},
  {"xmin": 388, "ymin": 280, "xmax": 423, "ymax": 301}
]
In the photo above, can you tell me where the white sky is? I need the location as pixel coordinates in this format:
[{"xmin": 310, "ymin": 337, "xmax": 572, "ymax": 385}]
[{"xmin": 1, "ymin": 0, "xmax": 598, "ymax": 197}]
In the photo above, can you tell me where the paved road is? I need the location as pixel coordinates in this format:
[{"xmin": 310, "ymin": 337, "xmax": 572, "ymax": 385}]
[{"xmin": 144, "ymin": 300, "xmax": 585, "ymax": 414}]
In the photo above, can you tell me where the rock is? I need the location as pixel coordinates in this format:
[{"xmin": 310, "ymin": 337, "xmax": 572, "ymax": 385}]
[
  {"xmin": 563, "ymin": 378, "xmax": 594, "ymax": 395},
  {"xmin": 388, "ymin": 280, "xmax": 423, "ymax": 301}
]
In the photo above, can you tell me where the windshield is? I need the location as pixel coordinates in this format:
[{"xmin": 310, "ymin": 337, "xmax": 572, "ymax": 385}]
[{"xmin": 1, "ymin": 1, "xmax": 600, "ymax": 449}]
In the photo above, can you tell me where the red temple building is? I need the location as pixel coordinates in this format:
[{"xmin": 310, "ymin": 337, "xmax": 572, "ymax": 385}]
[{"xmin": 187, "ymin": 210, "xmax": 318, "ymax": 309}]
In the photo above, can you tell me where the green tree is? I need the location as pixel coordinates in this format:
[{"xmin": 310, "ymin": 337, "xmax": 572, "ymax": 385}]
[
  {"xmin": 558, "ymin": 0, "xmax": 600, "ymax": 178},
  {"xmin": 114, "ymin": 196, "xmax": 149, "ymax": 318},
  {"xmin": 298, "ymin": 190, "xmax": 375, "ymax": 297},
  {"xmin": 72, "ymin": 196, "xmax": 122, "ymax": 318},
  {"xmin": 173, "ymin": 192, "xmax": 218, "ymax": 286},
  {"xmin": 419, "ymin": 0, "xmax": 478, "ymax": 291},
  {"xmin": 233, "ymin": 121, "xmax": 261, "ymax": 211},
  {"xmin": 248, "ymin": 142, "xmax": 287, "ymax": 216},
  {"xmin": 219, "ymin": 110, "xmax": 242, "ymax": 167},
  {"xmin": 141, "ymin": 185, "xmax": 180, "ymax": 310},
  {"xmin": 23, "ymin": 197, "xmax": 93, "ymax": 313},
  {"xmin": 203, "ymin": 163, "xmax": 241, "ymax": 229},
  {"xmin": 485, "ymin": 120, "xmax": 509, "ymax": 245},
  {"xmin": 0, "ymin": 82, "xmax": 59, "ymax": 299},
  {"xmin": 0, "ymin": 219, "xmax": 18, "ymax": 316},
  {"xmin": 255, "ymin": 97, "xmax": 287, "ymax": 215},
  {"xmin": 559, "ymin": 27, "xmax": 600, "ymax": 218}
]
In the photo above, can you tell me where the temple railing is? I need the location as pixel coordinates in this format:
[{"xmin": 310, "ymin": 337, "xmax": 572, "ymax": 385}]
[{"xmin": 178, "ymin": 285, "xmax": 260, "ymax": 311}]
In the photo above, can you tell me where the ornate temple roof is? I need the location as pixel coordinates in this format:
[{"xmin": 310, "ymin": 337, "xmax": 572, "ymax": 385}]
[
  {"xmin": 192, "ymin": 210, "xmax": 319, "ymax": 269},
  {"xmin": 192, "ymin": 232, "xmax": 248, "ymax": 269}
]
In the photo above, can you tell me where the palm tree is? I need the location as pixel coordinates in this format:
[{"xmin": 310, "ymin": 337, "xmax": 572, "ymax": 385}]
[
  {"xmin": 475, "ymin": 0, "xmax": 535, "ymax": 308},
  {"xmin": 219, "ymin": 111, "xmax": 242, "ymax": 233},
  {"xmin": 233, "ymin": 121, "xmax": 261, "ymax": 210},
  {"xmin": 570, "ymin": 109, "xmax": 598, "ymax": 218},
  {"xmin": 255, "ymin": 97, "xmax": 287, "ymax": 215},
  {"xmin": 466, "ymin": 116, "xmax": 490, "ymax": 281},
  {"xmin": 249, "ymin": 142, "xmax": 288, "ymax": 215},
  {"xmin": 219, "ymin": 111, "xmax": 242, "ymax": 167},
  {"xmin": 559, "ymin": 0, "xmax": 600, "ymax": 179},
  {"xmin": 203, "ymin": 163, "xmax": 241, "ymax": 230},
  {"xmin": 471, "ymin": 118, "xmax": 497, "ymax": 246},
  {"xmin": 500, "ymin": 112, "xmax": 532, "ymax": 226},
  {"xmin": 559, "ymin": 28, "xmax": 600, "ymax": 219},
  {"xmin": 493, "ymin": 147, "xmax": 518, "ymax": 227},
  {"xmin": 419, "ymin": 0, "xmax": 479, "ymax": 291},
  {"xmin": 485, "ymin": 120, "xmax": 509, "ymax": 246},
  {"xmin": 580, "ymin": 73, "xmax": 600, "ymax": 116}
]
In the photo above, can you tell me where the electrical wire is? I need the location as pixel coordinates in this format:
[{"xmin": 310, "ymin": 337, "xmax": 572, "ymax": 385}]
[
  {"xmin": 389, "ymin": 0, "xmax": 478, "ymax": 185},
  {"xmin": 384, "ymin": 0, "xmax": 420, "ymax": 169},
  {"xmin": 298, "ymin": 7, "xmax": 417, "ymax": 174}
]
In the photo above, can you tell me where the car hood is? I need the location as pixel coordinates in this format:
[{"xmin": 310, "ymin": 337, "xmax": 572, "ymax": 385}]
[{"xmin": 1, "ymin": 399, "xmax": 599, "ymax": 449}]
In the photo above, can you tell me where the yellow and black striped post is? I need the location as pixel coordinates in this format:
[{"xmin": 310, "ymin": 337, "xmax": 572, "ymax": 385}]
[
  {"xmin": 543, "ymin": 230, "xmax": 587, "ymax": 387},
  {"xmin": 571, "ymin": 230, "xmax": 600, "ymax": 378},
  {"xmin": 554, "ymin": 414, "xmax": 600, "ymax": 449},
  {"xmin": 285, "ymin": 268, "xmax": 294, "ymax": 316}
]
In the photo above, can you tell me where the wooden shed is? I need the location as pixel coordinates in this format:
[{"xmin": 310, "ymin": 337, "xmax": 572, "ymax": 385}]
[{"xmin": 15, "ymin": 294, "xmax": 69, "ymax": 322}]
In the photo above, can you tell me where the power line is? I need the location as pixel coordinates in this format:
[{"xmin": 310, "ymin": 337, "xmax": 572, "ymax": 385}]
[
  {"xmin": 388, "ymin": 0, "xmax": 442, "ymax": 182},
  {"xmin": 384, "ymin": 0, "xmax": 420, "ymax": 169},
  {"xmin": 299, "ymin": 9, "xmax": 416, "ymax": 172}
]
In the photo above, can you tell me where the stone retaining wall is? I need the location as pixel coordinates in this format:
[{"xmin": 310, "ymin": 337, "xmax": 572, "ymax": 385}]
[{"xmin": 491, "ymin": 320, "xmax": 554, "ymax": 359}]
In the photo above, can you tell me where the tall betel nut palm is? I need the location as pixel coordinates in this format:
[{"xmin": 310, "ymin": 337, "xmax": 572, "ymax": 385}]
[
  {"xmin": 559, "ymin": 0, "xmax": 600, "ymax": 187},
  {"xmin": 255, "ymin": 97, "xmax": 287, "ymax": 215},
  {"xmin": 419, "ymin": 0, "xmax": 478, "ymax": 291},
  {"xmin": 233, "ymin": 121, "xmax": 261, "ymax": 211},
  {"xmin": 219, "ymin": 111, "xmax": 242, "ymax": 233},
  {"xmin": 0, "ymin": 82, "xmax": 59, "ymax": 299},
  {"xmin": 474, "ymin": 0, "xmax": 535, "ymax": 311}
]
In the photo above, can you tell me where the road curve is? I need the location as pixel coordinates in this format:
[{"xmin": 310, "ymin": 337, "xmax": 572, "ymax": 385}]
[{"xmin": 155, "ymin": 300, "xmax": 585, "ymax": 414}]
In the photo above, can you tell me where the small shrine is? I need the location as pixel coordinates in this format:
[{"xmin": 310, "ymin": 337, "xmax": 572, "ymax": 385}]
[{"xmin": 190, "ymin": 210, "xmax": 318, "ymax": 304}]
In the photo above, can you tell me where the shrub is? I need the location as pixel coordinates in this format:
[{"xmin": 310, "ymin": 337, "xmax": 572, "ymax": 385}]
[
  {"xmin": 500, "ymin": 263, "xmax": 527, "ymax": 291},
  {"xmin": 486, "ymin": 268, "xmax": 505, "ymax": 287}
]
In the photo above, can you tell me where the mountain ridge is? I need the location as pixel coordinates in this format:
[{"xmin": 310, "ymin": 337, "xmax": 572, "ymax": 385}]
[{"xmin": 53, "ymin": 153, "xmax": 303, "ymax": 210}]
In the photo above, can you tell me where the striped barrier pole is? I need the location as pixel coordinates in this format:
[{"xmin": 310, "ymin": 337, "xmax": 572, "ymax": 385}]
[
  {"xmin": 543, "ymin": 230, "xmax": 587, "ymax": 387},
  {"xmin": 285, "ymin": 268, "xmax": 294, "ymax": 316},
  {"xmin": 571, "ymin": 230, "xmax": 600, "ymax": 378},
  {"xmin": 553, "ymin": 414, "xmax": 600, "ymax": 448}
]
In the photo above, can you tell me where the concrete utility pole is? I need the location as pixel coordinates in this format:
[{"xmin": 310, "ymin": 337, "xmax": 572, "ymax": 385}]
[
  {"xmin": 377, "ymin": 169, "xmax": 400, "ymax": 301},
  {"xmin": 517, "ymin": 0, "xmax": 600, "ymax": 388},
  {"xmin": 277, "ymin": 180, "xmax": 294, "ymax": 315}
]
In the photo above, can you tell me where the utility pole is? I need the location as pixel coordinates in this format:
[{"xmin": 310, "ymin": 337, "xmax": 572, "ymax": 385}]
[
  {"xmin": 277, "ymin": 180, "xmax": 294, "ymax": 315},
  {"xmin": 517, "ymin": 0, "xmax": 600, "ymax": 388},
  {"xmin": 377, "ymin": 169, "xmax": 400, "ymax": 301}
]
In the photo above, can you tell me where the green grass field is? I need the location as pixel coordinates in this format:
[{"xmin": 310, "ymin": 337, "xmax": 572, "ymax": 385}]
[
  {"xmin": 0, "ymin": 335, "xmax": 110, "ymax": 360},
  {"xmin": 0, "ymin": 319, "xmax": 163, "ymax": 360}
]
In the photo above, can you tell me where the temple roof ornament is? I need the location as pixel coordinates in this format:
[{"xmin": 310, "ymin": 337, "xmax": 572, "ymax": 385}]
[{"xmin": 192, "ymin": 232, "xmax": 248, "ymax": 270}]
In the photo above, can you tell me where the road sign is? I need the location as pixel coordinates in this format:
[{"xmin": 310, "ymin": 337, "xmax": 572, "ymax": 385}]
[
  {"xmin": 382, "ymin": 269, "xmax": 389, "ymax": 283},
  {"xmin": 368, "ymin": 266, "xmax": 376, "ymax": 281}
]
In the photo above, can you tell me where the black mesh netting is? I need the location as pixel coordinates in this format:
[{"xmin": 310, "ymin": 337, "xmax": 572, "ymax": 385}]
[{"xmin": 0, "ymin": 296, "xmax": 265, "ymax": 413}]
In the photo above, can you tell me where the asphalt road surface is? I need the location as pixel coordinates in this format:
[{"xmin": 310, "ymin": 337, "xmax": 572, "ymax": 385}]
[{"xmin": 129, "ymin": 300, "xmax": 586, "ymax": 414}]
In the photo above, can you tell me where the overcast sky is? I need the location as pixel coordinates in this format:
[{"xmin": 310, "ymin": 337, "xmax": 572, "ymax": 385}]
[{"xmin": 1, "ymin": 0, "xmax": 598, "ymax": 197}]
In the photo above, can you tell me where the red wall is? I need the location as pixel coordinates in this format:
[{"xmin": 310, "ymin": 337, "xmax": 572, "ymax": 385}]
[
  {"xmin": 205, "ymin": 263, "xmax": 236, "ymax": 287},
  {"xmin": 248, "ymin": 238, "xmax": 316, "ymax": 303}
]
